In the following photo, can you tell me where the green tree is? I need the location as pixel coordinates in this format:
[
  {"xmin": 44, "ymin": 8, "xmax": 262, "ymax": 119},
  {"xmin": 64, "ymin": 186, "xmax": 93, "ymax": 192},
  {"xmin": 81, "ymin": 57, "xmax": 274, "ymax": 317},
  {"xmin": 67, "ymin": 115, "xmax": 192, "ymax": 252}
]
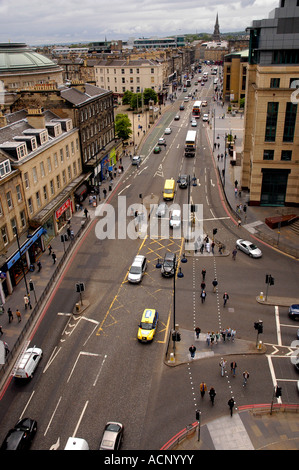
[
  {"xmin": 143, "ymin": 88, "xmax": 158, "ymax": 105},
  {"xmin": 122, "ymin": 90, "xmax": 134, "ymax": 106},
  {"xmin": 130, "ymin": 93, "xmax": 142, "ymax": 110},
  {"xmin": 115, "ymin": 114, "xmax": 132, "ymax": 141}
]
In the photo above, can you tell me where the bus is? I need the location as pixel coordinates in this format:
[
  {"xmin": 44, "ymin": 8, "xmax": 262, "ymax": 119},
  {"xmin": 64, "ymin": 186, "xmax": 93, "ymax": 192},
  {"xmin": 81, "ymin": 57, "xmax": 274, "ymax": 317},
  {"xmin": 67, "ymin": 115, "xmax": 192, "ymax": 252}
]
[
  {"xmin": 186, "ymin": 79, "xmax": 191, "ymax": 87},
  {"xmin": 192, "ymin": 101, "xmax": 202, "ymax": 119},
  {"xmin": 185, "ymin": 130, "xmax": 197, "ymax": 157}
]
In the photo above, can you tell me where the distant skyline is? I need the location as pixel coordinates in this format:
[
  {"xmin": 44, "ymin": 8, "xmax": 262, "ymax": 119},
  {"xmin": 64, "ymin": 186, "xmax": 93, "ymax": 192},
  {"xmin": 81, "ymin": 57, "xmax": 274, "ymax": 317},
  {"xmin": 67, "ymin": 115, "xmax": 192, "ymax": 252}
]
[{"xmin": 0, "ymin": 0, "xmax": 279, "ymax": 46}]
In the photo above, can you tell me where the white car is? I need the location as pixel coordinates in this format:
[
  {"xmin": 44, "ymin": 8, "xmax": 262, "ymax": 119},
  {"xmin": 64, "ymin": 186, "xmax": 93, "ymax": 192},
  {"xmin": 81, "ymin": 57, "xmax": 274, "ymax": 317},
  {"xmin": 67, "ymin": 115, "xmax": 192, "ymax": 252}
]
[
  {"xmin": 184, "ymin": 96, "xmax": 189, "ymax": 102},
  {"xmin": 13, "ymin": 346, "xmax": 43, "ymax": 379},
  {"xmin": 202, "ymin": 114, "xmax": 209, "ymax": 122},
  {"xmin": 191, "ymin": 120, "xmax": 197, "ymax": 127},
  {"xmin": 132, "ymin": 155, "xmax": 141, "ymax": 165},
  {"xmin": 128, "ymin": 255, "xmax": 147, "ymax": 283},
  {"xmin": 169, "ymin": 209, "xmax": 181, "ymax": 228},
  {"xmin": 164, "ymin": 127, "xmax": 172, "ymax": 135},
  {"xmin": 202, "ymin": 100, "xmax": 208, "ymax": 107},
  {"xmin": 236, "ymin": 239, "xmax": 262, "ymax": 258}
]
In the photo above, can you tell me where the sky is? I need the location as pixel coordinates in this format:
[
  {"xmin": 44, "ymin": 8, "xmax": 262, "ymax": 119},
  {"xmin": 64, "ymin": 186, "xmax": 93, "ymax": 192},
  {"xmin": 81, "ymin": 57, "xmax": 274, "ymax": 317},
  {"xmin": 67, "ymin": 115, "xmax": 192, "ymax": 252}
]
[{"xmin": 0, "ymin": 0, "xmax": 279, "ymax": 45}]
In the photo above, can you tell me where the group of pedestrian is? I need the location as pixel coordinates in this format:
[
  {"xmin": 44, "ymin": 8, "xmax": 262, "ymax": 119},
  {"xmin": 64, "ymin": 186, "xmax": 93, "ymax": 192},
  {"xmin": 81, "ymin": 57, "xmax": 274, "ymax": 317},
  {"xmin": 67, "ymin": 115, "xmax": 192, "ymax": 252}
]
[
  {"xmin": 7, "ymin": 307, "xmax": 21, "ymax": 323},
  {"xmin": 199, "ymin": 382, "xmax": 216, "ymax": 405}
]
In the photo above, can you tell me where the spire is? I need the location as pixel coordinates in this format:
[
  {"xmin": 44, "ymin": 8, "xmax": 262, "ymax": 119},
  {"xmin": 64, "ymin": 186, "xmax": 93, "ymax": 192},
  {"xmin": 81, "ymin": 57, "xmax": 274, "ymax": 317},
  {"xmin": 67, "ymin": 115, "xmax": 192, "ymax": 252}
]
[{"xmin": 213, "ymin": 13, "xmax": 221, "ymax": 42}]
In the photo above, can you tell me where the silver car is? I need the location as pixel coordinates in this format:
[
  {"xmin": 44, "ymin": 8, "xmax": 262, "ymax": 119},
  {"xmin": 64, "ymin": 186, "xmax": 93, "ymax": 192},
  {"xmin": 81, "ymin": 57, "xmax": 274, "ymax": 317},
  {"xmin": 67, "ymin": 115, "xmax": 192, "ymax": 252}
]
[
  {"xmin": 128, "ymin": 255, "xmax": 147, "ymax": 283},
  {"xmin": 156, "ymin": 202, "xmax": 168, "ymax": 218},
  {"xmin": 99, "ymin": 422, "xmax": 124, "ymax": 450},
  {"xmin": 236, "ymin": 239, "xmax": 262, "ymax": 258}
]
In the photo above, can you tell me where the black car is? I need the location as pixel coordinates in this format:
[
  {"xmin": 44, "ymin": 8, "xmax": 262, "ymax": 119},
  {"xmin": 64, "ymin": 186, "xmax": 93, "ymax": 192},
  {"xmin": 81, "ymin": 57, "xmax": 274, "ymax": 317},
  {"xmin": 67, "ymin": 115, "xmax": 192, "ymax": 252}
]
[
  {"xmin": 1, "ymin": 418, "xmax": 37, "ymax": 450},
  {"xmin": 161, "ymin": 252, "xmax": 176, "ymax": 277},
  {"xmin": 289, "ymin": 304, "xmax": 299, "ymax": 320},
  {"xmin": 178, "ymin": 175, "xmax": 188, "ymax": 188}
]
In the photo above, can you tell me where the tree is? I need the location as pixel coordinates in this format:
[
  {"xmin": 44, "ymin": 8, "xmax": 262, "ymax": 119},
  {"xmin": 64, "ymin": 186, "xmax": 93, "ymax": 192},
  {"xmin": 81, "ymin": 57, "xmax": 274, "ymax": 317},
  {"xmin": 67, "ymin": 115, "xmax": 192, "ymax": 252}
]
[
  {"xmin": 143, "ymin": 88, "xmax": 158, "ymax": 105},
  {"xmin": 122, "ymin": 91, "xmax": 134, "ymax": 106},
  {"xmin": 115, "ymin": 114, "xmax": 132, "ymax": 141}
]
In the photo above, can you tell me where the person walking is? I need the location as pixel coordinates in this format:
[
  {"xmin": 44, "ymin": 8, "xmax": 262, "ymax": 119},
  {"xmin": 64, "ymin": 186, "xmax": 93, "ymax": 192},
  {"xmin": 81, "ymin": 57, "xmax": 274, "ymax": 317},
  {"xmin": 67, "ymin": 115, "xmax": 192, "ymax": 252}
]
[
  {"xmin": 221, "ymin": 329, "xmax": 226, "ymax": 342},
  {"xmin": 52, "ymin": 252, "xmax": 57, "ymax": 264},
  {"xmin": 48, "ymin": 244, "xmax": 52, "ymax": 255},
  {"xmin": 209, "ymin": 387, "xmax": 216, "ymax": 405},
  {"xmin": 243, "ymin": 370, "xmax": 250, "ymax": 387},
  {"xmin": 84, "ymin": 208, "xmax": 89, "ymax": 218},
  {"xmin": 200, "ymin": 280, "xmax": 206, "ymax": 291},
  {"xmin": 189, "ymin": 344, "xmax": 196, "ymax": 359},
  {"xmin": 201, "ymin": 268, "xmax": 206, "ymax": 281},
  {"xmin": 37, "ymin": 260, "xmax": 42, "ymax": 271},
  {"xmin": 24, "ymin": 294, "xmax": 29, "ymax": 310},
  {"xmin": 223, "ymin": 292, "xmax": 229, "ymax": 307},
  {"xmin": 206, "ymin": 332, "xmax": 211, "ymax": 347},
  {"xmin": 232, "ymin": 248, "xmax": 237, "ymax": 260},
  {"xmin": 8, "ymin": 308, "xmax": 13, "ymax": 323},
  {"xmin": 103, "ymin": 188, "xmax": 107, "ymax": 199},
  {"xmin": 228, "ymin": 397, "xmax": 235, "ymax": 417},
  {"xmin": 212, "ymin": 278, "xmax": 218, "ymax": 292},
  {"xmin": 230, "ymin": 361, "xmax": 237, "ymax": 377},
  {"xmin": 199, "ymin": 382, "xmax": 207, "ymax": 398},
  {"xmin": 200, "ymin": 290, "xmax": 206, "ymax": 303},
  {"xmin": 195, "ymin": 327, "xmax": 201, "ymax": 340},
  {"xmin": 219, "ymin": 359, "xmax": 227, "ymax": 376},
  {"xmin": 16, "ymin": 309, "xmax": 21, "ymax": 323}
]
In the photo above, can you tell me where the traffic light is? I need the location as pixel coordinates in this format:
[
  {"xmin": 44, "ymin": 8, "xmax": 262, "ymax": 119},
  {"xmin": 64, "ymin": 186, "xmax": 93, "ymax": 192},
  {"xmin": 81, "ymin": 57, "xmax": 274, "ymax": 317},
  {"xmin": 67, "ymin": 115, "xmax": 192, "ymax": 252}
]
[
  {"xmin": 270, "ymin": 276, "xmax": 275, "ymax": 285},
  {"xmin": 29, "ymin": 279, "xmax": 34, "ymax": 291},
  {"xmin": 275, "ymin": 386, "xmax": 282, "ymax": 398},
  {"xmin": 76, "ymin": 282, "xmax": 85, "ymax": 293},
  {"xmin": 213, "ymin": 228, "xmax": 217, "ymax": 235},
  {"xmin": 266, "ymin": 274, "xmax": 275, "ymax": 285},
  {"xmin": 172, "ymin": 331, "xmax": 181, "ymax": 342},
  {"xmin": 254, "ymin": 321, "xmax": 263, "ymax": 334}
]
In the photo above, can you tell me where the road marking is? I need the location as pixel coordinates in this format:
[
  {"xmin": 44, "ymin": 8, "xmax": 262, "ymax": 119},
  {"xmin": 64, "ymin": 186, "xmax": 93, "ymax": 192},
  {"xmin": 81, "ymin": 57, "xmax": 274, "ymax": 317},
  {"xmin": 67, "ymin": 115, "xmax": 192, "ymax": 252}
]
[
  {"xmin": 44, "ymin": 396, "xmax": 62, "ymax": 436},
  {"xmin": 72, "ymin": 400, "xmax": 89, "ymax": 438},
  {"xmin": 93, "ymin": 354, "xmax": 107, "ymax": 387},
  {"xmin": 67, "ymin": 351, "xmax": 100, "ymax": 383},
  {"xmin": 275, "ymin": 306, "xmax": 282, "ymax": 346}
]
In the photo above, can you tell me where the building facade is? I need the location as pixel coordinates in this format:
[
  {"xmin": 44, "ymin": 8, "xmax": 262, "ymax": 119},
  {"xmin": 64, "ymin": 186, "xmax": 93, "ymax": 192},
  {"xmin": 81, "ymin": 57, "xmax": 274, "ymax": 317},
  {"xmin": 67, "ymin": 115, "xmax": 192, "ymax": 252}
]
[{"xmin": 242, "ymin": 0, "xmax": 299, "ymax": 206}]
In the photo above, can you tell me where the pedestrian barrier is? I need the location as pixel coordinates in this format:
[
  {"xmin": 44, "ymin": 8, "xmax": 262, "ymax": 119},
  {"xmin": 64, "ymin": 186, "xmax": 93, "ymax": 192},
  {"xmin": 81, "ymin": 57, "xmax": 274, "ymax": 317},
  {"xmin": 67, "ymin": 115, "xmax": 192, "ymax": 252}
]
[{"xmin": 160, "ymin": 422, "xmax": 198, "ymax": 450}]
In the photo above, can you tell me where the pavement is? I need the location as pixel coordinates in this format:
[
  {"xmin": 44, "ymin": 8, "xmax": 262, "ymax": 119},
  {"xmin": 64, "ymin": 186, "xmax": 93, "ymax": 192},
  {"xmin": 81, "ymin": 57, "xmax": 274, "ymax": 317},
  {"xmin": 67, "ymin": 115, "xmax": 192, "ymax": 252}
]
[{"xmin": 0, "ymin": 88, "xmax": 298, "ymax": 450}]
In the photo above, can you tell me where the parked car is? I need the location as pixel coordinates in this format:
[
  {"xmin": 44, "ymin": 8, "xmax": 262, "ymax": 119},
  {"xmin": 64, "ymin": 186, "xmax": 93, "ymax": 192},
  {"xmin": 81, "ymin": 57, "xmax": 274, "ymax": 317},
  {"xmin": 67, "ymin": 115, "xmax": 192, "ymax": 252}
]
[
  {"xmin": 202, "ymin": 114, "xmax": 209, "ymax": 121},
  {"xmin": 178, "ymin": 175, "xmax": 188, "ymax": 188},
  {"xmin": 156, "ymin": 202, "xmax": 168, "ymax": 218},
  {"xmin": 128, "ymin": 255, "xmax": 147, "ymax": 284},
  {"xmin": 161, "ymin": 252, "xmax": 176, "ymax": 277},
  {"xmin": 132, "ymin": 155, "xmax": 141, "ymax": 165},
  {"xmin": 153, "ymin": 145, "xmax": 161, "ymax": 154},
  {"xmin": 174, "ymin": 115, "xmax": 180, "ymax": 121},
  {"xmin": 236, "ymin": 239, "xmax": 262, "ymax": 258},
  {"xmin": 202, "ymin": 100, "xmax": 208, "ymax": 107},
  {"xmin": 1, "ymin": 418, "xmax": 37, "ymax": 450},
  {"xmin": 158, "ymin": 137, "xmax": 166, "ymax": 146},
  {"xmin": 99, "ymin": 422, "xmax": 124, "ymax": 450},
  {"xmin": 289, "ymin": 304, "xmax": 299, "ymax": 320},
  {"xmin": 164, "ymin": 127, "xmax": 172, "ymax": 135},
  {"xmin": 169, "ymin": 209, "xmax": 181, "ymax": 229}
]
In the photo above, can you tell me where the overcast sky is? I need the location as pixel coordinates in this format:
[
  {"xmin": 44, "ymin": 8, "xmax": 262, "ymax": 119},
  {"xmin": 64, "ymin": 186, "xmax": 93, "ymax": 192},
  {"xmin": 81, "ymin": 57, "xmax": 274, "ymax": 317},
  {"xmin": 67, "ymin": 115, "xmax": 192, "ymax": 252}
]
[{"xmin": 0, "ymin": 0, "xmax": 279, "ymax": 45}]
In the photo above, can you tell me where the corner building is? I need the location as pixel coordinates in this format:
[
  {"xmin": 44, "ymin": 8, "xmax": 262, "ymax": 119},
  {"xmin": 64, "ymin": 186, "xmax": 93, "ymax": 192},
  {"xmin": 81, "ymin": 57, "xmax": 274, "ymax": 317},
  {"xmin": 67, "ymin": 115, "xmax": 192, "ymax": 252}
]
[{"xmin": 242, "ymin": 0, "xmax": 299, "ymax": 206}]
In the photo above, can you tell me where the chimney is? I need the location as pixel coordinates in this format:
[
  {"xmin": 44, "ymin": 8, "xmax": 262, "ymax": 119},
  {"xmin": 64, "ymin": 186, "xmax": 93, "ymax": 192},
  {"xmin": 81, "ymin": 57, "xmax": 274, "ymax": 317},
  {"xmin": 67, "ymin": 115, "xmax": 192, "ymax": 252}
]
[
  {"xmin": 0, "ymin": 111, "xmax": 7, "ymax": 128},
  {"xmin": 70, "ymin": 80, "xmax": 86, "ymax": 93},
  {"xmin": 26, "ymin": 108, "xmax": 46, "ymax": 129}
]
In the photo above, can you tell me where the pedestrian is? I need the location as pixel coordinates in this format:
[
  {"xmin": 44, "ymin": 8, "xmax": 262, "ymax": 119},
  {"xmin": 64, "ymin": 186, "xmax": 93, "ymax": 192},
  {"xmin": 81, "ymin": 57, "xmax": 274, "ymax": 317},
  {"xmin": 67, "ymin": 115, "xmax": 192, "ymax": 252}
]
[
  {"xmin": 221, "ymin": 329, "xmax": 226, "ymax": 342},
  {"xmin": 218, "ymin": 244, "xmax": 223, "ymax": 255},
  {"xmin": 0, "ymin": 325, "xmax": 3, "ymax": 336},
  {"xmin": 210, "ymin": 332, "xmax": 215, "ymax": 346},
  {"xmin": 219, "ymin": 359, "xmax": 227, "ymax": 376},
  {"xmin": 230, "ymin": 361, "xmax": 237, "ymax": 376},
  {"xmin": 209, "ymin": 387, "xmax": 216, "ymax": 405},
  {"xmin": 48, "ymin": 244, "xmax": 52, "ymax": 255},
  {"xmin": 199, "ymin": 243, "xmax": 204, "ymax": 254},
  {"xmin": 243, "ymin": 370, "xmax": 250, "ymax": 386},
  {"xmin": 103, "ymin": 188, "xmax": 107, "ymax": 198},
  {"xmin": 201, "ymin": 268, "xmax": 206, "ymax": 281},
  {"xmin": 211, "ymin": 241, "xmax": 215, "ymax": 254},
  {"xmin": 200, "ymin": 281, "xmax": 206, "ymax": 291},
  {"xmin": 200, "ymin": 290, "xmax": 206, "ymax": 303},
  {"xmin": 223, "ymin": 292, "xmax": 229, "ymax": 307},
  {"xmin": 37, "ymin": 260, "xmax": 42, "ymax": 271},
  {"xmin": 189, "ymin": 344, "xmax": 196, "ymax": 359},
  {"xmin": 24, "ymin": 294, "xmax": 29, "ymax": 309},
  {"xmin": 4, "ymin": 341, "xmax": 9, "ymax": 357},
  {"xmin": 234, "ymin": 180, "xmax": 238, "ymax": 188},
  {"xmin": 195, "ymin": 327, "xmax": 201, "ymax": 339},
  {"xmin": 84, "ymin": 208, "xmax": 89, "ymax": 218},
  {"xmin": 231, "ymin": 328, "xmax": 236, "ymax": 341},
  {"xmin": 206, "ymin": 332, "xmax": 211, "ymax": 347},
  {"xmin": 228, "ymin": 397, "xmax": 235, "ymax": 417},
  {"xmin": 16, "ymin": 309, "xmax": 21, "ymax": 323},
  {"xmin": 199, "ymin": 382, "xmax": 207, "ymax": 398},
  {"xmin": 234, "ymin": 187, "xmax": 238, "ymax": 198},
  {"xmin": 52, "ymin": 252, "xmax": 57, "ymax": 264},
  {"xmin": 232, "ymin": 248, "xmax": 237, "ymax": 260},
  {"xmin": 212, "ymin": 278, "xmax": 218, "ymax": 292},
  {"xmin": 215, "ymin": 331, "xmax": 220, "ymax": 344},
  {"xmin": 238, "ymin": 219, "xmax": 241, "ymax": 228},
  {"xmin": 226, "ymin": 327, "xmax": 232, "ymax": 340},
  {"xmin": 8, "ymin": 308, "xmax": 13, "ymax": 323}
]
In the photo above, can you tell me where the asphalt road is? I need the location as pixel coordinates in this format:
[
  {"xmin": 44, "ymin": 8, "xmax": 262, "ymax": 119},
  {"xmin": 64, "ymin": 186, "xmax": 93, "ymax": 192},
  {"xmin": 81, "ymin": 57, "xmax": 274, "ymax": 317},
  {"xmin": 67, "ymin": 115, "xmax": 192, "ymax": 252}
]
[{"xmin": 0, "ymin": 68, "xmax": 298, "ymax": 451}]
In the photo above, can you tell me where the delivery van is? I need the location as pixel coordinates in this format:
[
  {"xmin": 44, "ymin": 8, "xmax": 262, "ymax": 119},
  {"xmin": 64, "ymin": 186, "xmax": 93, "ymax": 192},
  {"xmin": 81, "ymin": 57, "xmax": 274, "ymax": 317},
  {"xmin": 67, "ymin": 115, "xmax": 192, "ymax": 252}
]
[
  {"xmin": 13, "ymin": 346, "xmax": 43, "ymax": 379},
  {"xmin": 163, "ymin": 179, "xmax": 175, "ymax": 201},
  {"xmin": 64, "ymin": 437, "xmax": 89, "ymax": 450}
]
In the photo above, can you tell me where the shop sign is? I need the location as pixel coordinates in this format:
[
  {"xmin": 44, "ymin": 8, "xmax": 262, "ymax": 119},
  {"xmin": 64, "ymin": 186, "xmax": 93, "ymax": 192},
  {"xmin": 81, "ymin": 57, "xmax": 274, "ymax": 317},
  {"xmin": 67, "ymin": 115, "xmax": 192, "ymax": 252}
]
[{"xmin": 56, "ymin": 199, "xmax": 71, "ymax": 219}]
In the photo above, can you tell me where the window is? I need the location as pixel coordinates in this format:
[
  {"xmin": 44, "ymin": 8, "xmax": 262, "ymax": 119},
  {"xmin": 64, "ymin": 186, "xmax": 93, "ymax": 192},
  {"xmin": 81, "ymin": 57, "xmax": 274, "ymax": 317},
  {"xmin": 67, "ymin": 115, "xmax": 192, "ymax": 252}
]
[
  {"xmin": 265, "ymin": 102, "xmax": 279, "ymax": 142},
  {"xmin": 50, "ymin": 179, "xmax": 54, "ymax": 196},
  {"xmin": 60, "ymin": 148, "xmax": 64, "ymax": 163},
  {"xmin": 40, "ymin": 161, "xmax": 45, "ymax": 177},
  {"xmin": 71, "ymin": 141, "xmax": 74, "ymax": 155},
  {"xmin": 36, "ymin": 191, "xmax": 41, "ymax": 208},
  {"xmin": 43, "ymin": 185, "xmax": 48, "ymax": 201},
  {"xmin": 56, "ymin": 175, "xmax": 61, "ymax": 189},
  {"xmin": 281, "ymin": 150, "xmax": 292, "ymax": 161},
  {"xmin": 20, "ymin": 210, "xmax": 26, "ymax": 228},
  {"xmin": 10, "ymin": 217, "xmax": 17, "ymax": 235},
  {"xmin": 23, "ymin": 172, "xmax": 29, "ymax": 189},
  {"xmin": 66, "ymin": 144, "xmax": 70, "ymax": 159},
  {"xmin": 73, "ymin": 161, "xmax": 77, "ymax": 176},
  {"xmin": 54, "ymin": 152, "xmax": 58, "ymax": 168},
  {"xmin": 47, "ymin": 157, "xmax": 52, "ymax": 173},
  {"xmin": 62, "ymin": 170, "xmax": 66, "ymax": 185},
  {"xmin": 68, "ymin": 165, "xmax": 72, "ymax": 180},
  {"xmin": 263, "ymin": 149, "xmax": 274, "ymax": 160},
  {"xmin": 28, "ymin": 197, "xmax": 33, "ymax": 214},
  {"xmin": 0, "ymin": 160, "xmax": 11, "ymax": 177},
  {"xmin": 283, "ymin": 102, "xmax": 297, "ymax": 142},
  {"xmin": 32, "ymin": 166, "xmax": 38, "ymax": 184},
  {"xmin": 1, "ymin": 226, "xmax": 8, "ymax": 246},
  {"xmin": 270, "ymin": 78, "xmax": 280, "ymax": 88},
  {"xmin": 0, "ymin": 200, "xmax": 3, "ymax": 216},
  {"xmin": 6, "ymin": 191, "xmax": 12, "ymax": 210},
  {"xmin": 16, "ymin": 185, "xmax": 22, "ymax": 202}
]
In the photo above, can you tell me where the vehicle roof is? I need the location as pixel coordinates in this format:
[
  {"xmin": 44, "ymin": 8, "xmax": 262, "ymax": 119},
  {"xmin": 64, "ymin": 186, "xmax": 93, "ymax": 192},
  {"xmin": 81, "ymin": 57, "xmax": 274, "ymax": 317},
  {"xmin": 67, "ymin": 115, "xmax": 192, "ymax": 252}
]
[
  {"xmin": 141, "ymin": 308, "xmax": 156, "ymax": 322},
  {"xmin": 132, "ymin": 255, "xmax": 145, "ymax": 266},
  {"xmin": 171, "ymin": 209, "xmax": 181, "ymax": 215},
  {"xmin": 164, "ymin": 252, "xmax": 175, "ymax": 260}
]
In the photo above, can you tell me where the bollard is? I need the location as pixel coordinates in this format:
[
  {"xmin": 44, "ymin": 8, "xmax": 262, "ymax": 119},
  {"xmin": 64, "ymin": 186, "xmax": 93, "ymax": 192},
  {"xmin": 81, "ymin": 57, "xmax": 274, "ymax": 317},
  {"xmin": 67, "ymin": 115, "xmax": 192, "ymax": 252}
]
[
  {"xmin": 76, "ymin": 303, "xmax": 80, "ymax": 312},
  {"xmin": 259, "ymin": 292, "xmax": 265, "ymax": 301},
  {"xmin": 258, "ymin": 340, "xmax": 262, "ymax": 350},
  {"xmin": 169, "ymin": 353, "xmax": 175, "ymax": 364}
]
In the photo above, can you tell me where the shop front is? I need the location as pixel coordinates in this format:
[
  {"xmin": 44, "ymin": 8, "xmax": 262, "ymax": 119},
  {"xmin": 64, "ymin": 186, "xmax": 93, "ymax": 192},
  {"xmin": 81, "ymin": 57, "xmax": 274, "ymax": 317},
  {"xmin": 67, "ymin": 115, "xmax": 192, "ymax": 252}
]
[{"xmin": 56, "ymin": 198, "xmax": 72, "ymax": 232}]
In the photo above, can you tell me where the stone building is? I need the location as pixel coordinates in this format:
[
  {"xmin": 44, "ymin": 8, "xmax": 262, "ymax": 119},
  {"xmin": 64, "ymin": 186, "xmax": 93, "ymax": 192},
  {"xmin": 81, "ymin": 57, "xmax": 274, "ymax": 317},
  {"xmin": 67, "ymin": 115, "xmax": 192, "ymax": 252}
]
[{"xmin": 242, "ymin": 0, "xmax": 299, "ymax": 206}]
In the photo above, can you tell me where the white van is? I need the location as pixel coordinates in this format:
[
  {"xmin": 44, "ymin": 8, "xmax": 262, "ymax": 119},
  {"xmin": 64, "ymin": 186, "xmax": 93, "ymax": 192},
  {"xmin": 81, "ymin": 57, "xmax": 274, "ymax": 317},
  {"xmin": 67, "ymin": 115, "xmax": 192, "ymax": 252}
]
[
  {"xmin": 13, "ymin": 346, "xmax": 43, "ymax": 379},
  {"xmin": 64, "ymin": 437, "xmax": 89, "ymax": 450}
]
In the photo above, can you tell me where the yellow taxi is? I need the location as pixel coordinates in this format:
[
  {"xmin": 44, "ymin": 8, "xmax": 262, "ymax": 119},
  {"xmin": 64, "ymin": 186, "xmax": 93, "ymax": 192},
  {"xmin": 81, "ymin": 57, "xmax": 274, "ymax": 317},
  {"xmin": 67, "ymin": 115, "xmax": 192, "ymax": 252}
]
[{"xmin": 137, "ymin": 309, "xmax": 159, "ymax": 342}]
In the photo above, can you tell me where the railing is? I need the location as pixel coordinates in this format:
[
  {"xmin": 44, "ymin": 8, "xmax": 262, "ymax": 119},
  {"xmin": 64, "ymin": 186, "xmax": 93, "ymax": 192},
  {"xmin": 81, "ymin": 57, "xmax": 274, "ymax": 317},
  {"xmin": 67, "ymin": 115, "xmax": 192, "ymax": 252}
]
[
  {"xmin": 0, "ymin": 217, "xmax": 91, "ymax": 383},
  {"xmin": 160, "ymin": 422, "xmax": 198, "ymax": 450}
]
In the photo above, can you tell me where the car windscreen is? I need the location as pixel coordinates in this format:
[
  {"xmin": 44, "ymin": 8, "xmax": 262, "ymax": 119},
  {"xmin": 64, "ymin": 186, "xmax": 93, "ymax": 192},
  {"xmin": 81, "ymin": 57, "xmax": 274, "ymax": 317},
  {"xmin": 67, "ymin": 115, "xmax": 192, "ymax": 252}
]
[
  {"xmin": 129, "ymin": 266, "xmax": 141, "ymax": 274},
  {"xmin": 140, "ymin": 322, "xmax": 153, "ymax": 330}
]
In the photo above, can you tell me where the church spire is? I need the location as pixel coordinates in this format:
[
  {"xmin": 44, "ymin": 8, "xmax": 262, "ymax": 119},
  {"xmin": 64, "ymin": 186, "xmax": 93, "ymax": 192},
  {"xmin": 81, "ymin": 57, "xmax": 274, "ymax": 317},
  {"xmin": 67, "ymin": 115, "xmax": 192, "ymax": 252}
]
[{"xmin": 213, "ymin": 13, "xmax": 221, "ymax": 41}]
